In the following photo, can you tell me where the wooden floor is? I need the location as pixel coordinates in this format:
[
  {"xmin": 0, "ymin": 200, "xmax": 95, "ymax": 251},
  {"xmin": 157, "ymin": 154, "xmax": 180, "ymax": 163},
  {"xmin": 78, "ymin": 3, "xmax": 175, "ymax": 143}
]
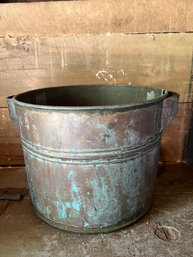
[{"xmin": 0, "ymin": 163, "xmax": 193, "ymax": 257}]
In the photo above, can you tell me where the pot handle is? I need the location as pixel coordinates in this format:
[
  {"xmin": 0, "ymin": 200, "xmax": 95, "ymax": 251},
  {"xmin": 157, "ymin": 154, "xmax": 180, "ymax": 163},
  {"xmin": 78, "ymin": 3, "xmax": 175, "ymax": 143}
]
[
  {"xmin": 161, "ymin": 92, "xmax": 179, "ymax": 131},
  {"xmin": 6, "ymin": 95, "xmax": 18, "ymax": 127}
]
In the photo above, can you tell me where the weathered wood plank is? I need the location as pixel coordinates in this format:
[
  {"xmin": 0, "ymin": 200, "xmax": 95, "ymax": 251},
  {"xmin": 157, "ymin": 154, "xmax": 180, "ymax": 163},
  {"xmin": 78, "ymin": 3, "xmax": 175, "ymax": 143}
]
[
  {"xmin": 187, "ymin": 59, "xmax": 193, "ymax": 166},
  {"xmin": 0, "ymin": 0, "xmax": 193, "ymax": 36},
  {"xmin": 0, "ymin": 103, "xmax": 191, "ymax": 165},
  {"xmin": 0, "ymin": 33, "xmax": 192, "ymax": 106}
]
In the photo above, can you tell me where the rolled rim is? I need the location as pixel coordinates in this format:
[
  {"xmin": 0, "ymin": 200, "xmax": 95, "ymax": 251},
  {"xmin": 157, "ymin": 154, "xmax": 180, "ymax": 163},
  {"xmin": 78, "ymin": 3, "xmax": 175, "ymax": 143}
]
[{"xmin": 13, "ymin": 84, "xmax": 168, "ymax": 111}]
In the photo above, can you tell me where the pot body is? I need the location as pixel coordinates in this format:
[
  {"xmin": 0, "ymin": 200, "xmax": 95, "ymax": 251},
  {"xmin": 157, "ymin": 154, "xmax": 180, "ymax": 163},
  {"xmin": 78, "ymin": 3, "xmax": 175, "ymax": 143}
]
[{"xmin": 7, "ymin": 85, "xmax": 178, "ymax": 233}]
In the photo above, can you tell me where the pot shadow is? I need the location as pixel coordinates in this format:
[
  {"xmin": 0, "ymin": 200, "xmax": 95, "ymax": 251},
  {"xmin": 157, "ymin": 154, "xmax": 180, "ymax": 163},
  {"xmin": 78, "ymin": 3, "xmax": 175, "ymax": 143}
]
[{"xmin": 137, "ymin": 160, "xmax": 193, "ymax": 227}]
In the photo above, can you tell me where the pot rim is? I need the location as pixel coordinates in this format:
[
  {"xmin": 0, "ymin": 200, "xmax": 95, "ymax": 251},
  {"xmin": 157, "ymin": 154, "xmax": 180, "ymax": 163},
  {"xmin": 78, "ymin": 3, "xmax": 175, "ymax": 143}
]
[{"xmin": 13, "ymin": 84, "xmax": 168, "ymax": 111}]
